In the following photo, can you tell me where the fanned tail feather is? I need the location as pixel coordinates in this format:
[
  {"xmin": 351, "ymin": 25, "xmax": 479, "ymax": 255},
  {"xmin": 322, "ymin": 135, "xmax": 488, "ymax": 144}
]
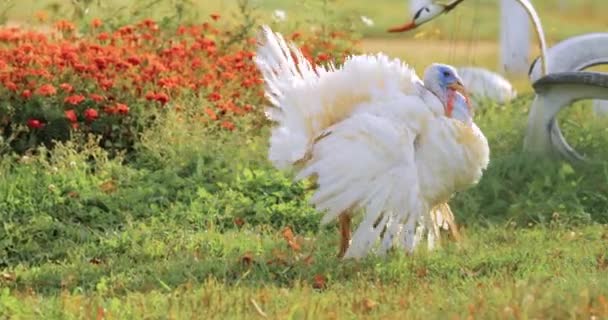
[
  {"xmin": 254, "ymin": 25, "xmax": 325, "ymax": 169},
  {"xmin": 254, "ymin": 25, "xmax": 422, "ymax": 171}
]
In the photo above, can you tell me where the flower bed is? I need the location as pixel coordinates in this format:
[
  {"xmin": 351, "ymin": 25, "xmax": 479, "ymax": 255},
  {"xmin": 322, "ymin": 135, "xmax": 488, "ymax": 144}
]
[{"xmin": 0, "ymin": 15, "xmax": 358, "ymax": 154}]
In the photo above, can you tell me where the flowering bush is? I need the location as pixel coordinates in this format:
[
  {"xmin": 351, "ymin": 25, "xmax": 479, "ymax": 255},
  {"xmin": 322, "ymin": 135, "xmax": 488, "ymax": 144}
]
[{"xmin": 0, "ymin": 11, "xmax": 358, "ymax": 154}]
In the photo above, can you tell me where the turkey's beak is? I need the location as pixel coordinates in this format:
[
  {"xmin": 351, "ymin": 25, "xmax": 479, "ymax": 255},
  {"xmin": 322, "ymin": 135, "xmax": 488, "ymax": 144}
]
[
  {"xmin": 448, "ymin": 81, "xmax": 473, "ymax": 112},
  {"xmin": 448, "ymin": 81, "xmax": 467, "ymax": 96},
  {"xmin": 388, "ymin": 20, "xmax": 416, "ymax": 33}
]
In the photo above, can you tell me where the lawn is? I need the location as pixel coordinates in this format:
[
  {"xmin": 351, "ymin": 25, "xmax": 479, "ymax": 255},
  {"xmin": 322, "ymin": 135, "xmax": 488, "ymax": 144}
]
[{"xmin": 1, "ymin": 0, "xmax": 608, "ymax": 319}]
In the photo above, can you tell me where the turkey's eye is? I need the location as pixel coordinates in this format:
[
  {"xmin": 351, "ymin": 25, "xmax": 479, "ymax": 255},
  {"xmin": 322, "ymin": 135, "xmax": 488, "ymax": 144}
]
[{"xmin": 443, "ymin": 71, "xmax": 451, "ymax": 77}]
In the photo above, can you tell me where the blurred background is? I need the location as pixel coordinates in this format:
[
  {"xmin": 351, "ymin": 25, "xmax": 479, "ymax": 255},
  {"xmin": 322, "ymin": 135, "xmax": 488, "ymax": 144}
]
[{"xmin": 3, "ymin": 0, "xmax": 608, "ymax": 92}]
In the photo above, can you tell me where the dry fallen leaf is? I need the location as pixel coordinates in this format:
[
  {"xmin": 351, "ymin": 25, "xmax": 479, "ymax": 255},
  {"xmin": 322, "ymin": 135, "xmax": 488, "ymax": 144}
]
[
  {"xmin": 282, "ymin": 227, "xmax": 295, "ymax": 242},
  {"xmin": 287, "ymin": 239, "xmax": 301, "ymax": 252},
  {"xmin": 302, "ymin": 254, "xmax": 314, "ymax": 266},
  {"xmin": 233, "ymin": 217, "xmax": 245, "ymax": 227},
  {"xmin": 597, "ymin": 253, "xmax": 608, "ymax": 271},
  {"xmin": 99, "ymin": 180, "xmax": 117, "ymax": 194},
  {"xmin": 598, "ymin": 295, "xmax": 608, "ymax": 315},
  {"xmin": 361, "ymin": 298, "xmax": 378, "ymax": 312},
  {"xmin": 67, "ymin": 191, "xmax": 80, "ymax": 198},
  {"xmin": 312, "ymin": 274, "xmax": 326, "ymax": 290},
  {"xmin": 241, "ymin": 252, "xmax": 254, "ymax": 266},
  {"xmin": 1, "ymin": 272, "xmax": 14, "ymax": 282},
  {"xmin": 416, "ymin": 267, "xmax": 428, "ymax": 278}
]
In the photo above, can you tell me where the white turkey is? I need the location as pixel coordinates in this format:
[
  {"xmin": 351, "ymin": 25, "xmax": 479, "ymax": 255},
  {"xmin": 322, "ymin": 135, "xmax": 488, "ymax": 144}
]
[
  {"xmin": 457, "ymin": 66, "xmax": 517, "ymax": 105},
  {"xmin": 254, "ymin": 25, "xmax": 490, "ymax": 259}
]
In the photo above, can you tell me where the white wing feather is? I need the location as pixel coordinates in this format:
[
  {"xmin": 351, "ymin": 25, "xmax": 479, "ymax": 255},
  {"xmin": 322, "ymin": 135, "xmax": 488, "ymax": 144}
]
[
  {"xmin": 254, "ymin": 25, "xmax": 436, "ymax": 170},
  {"xmin": 296, "ymin": 98, "xmax": 430, "ymax": 259},
  {"xmin": 456, "ymin": 66, "xmax": 517, "ymax": 104}
]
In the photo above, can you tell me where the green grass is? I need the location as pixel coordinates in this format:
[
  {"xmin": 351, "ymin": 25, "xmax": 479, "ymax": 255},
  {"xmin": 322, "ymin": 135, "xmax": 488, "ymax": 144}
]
[
  {"xmin": 2, "ymin": 94, "xmax": 608, "ymax": 318},
  {"xmin": 2, "ymin": 225, "xmax": 608, "ymax": 319}
]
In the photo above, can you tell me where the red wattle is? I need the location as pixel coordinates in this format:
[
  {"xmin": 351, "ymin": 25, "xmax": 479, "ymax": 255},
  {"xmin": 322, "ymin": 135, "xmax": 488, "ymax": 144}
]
[{"xmin": 446, "ymin": 90, "xmax": 455, "ymax": 117}]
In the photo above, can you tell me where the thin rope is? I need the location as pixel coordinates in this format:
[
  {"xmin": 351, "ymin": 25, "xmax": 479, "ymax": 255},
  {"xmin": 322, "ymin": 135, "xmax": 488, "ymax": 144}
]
[
  {"xmin": 467, "ymin": 0, "xmax": 481, "ymax": 65},
  {"xmin": 447, "ymin": 10, "xmax": 462, "ymax": 65}
]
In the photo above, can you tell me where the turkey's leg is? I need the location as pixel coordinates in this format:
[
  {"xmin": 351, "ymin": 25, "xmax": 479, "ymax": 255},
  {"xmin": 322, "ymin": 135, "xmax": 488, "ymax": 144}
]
[
  {"xmin": 442, "ymin": 204, "xmax": 462, "ymax": 242},
  {"xmin": 338, "ymin": 213, "xmax": 352, "ymax": 258}
]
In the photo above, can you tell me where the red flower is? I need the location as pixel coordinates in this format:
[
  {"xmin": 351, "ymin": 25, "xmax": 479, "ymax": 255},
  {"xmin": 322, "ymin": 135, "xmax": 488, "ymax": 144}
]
[
  {"xmin": 89, "ymin": 94, "xmax": 104, "ymax": 102},
  {"xmin": 84, "ymin": 108, "xmax": 99, "ymax": 122},
  {"xmin": 36, "ymin": 84, "xmax": 56, "ymax": 96},
  {"xmin": 210, "ymin": 13, "xmax": 221, "ymax": 21},
  {"xmin": 55, "ymin": 20, "xmax": 75, "ymax": 32},
  {"xmin": 115, "ymin": 103, "xmax": 129, "ymax": 114},
  {"xmin": 4, "ymin": 81, "xmax": 17, "ymax": 91},
  {"xmin": 103, "ymin": 105, "xmax": 117, "ymax": 115},
  {"xmin": 91, "ymin": 18, "xmax": 103, "ymax": 28},
  {"xmin": 99, "ymin": 79, "xmax": 113, "ymax": 90},
  {"xmin": 207, "ymin": 92, "xmax": 221, "ymax": 102},
  {"xmin": 205, "ymin": 108, "xmax": 218, "ymax": 120},
  {"xmin": 127, "ymin": 56, "xmax": 141, "ymax": 65},
  {"xmin": 27, "ymin": 119, "xmax": 44, "ymax": 129},
  {"xmin": 317, "ymin": 53, "xmax": 330, "ymax": 62},
  {"xmin": 65, "ymin": 109, "xmax": 78, "ymax": 122},
  {"xmin": 221, "ymin": 120, "xmax": 235, "ymax": 131},
  {"xmin": 59, "ymin": 83, "xmax": 73, "ymax": 93},
  {"xmin": 97, "ymin": 32, "xmax": 109, "ymax": 41},
  {"xmin": 64, "ymin": 94, "xmax": 85, "ymax": 105},
  {"xmin": 21, "ymin": 90, "xmax": 32, "ymax": 99},
  {"xmin": 145, "ymin": 91, "xmax": 156, "ymax": 101},
  {"xmin": 154, "ymin": 92, "xmax": 169, "ymax": 105}
]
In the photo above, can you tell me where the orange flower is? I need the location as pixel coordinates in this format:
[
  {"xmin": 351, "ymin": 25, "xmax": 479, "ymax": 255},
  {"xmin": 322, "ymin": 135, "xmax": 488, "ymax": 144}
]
[
  {"xmin": 127, "ymin": 56, "xmax": 141, "ymax": 66},
  {"xmin": 64, "ymin": 94, "xmax": 85, "ymax": 105},
  {"xmin": 35, "ymin": 11, "xmax": 48, "ymax": 23},
  {"xmin": 59, "ymin": 83, "xmax": 73, "ymax": 93},
  {"xmin": 84, "ymin": 108, "xmax": 98, "ymax": 122},
  {"xmin": 55, "ymin": 20, "xmax": 75, "ymax": 32},
  {"xmin": 21, "ymin": 90, "xmax": 32, "ymax": 99},
  {"xmin": 210, "ymin": 13, "xmax": 221, "ymax": 21},
  {"xmin": 221, "ymin": 120, "xmax": 235, "ymax": 131},
  {"xmin": 205, "ymin": 108, "xmax": 218, "ymax": 120},
  {"xmin": 65, "ymin": 109, "xmax": 77, "ymax": 122},
  {"xmin": 97, "ymin": 32, "xmax": 109, "ymax": 41},
  {"xmin": 91, "ymin": 18, "xmax": 103, "ymax": 28},
  {"xmin": 115, "ymin": 103, "xmax": 129, "ymax": 114},
  {"xmin": 103, "ymin": 105, "xmax": 118, "ymax": 115},
  {"xmin": 207, "ymin": 92, "xmax": 221, "ymax": 102},
  {"xmin": 4, "ymin": 81, "xmax": 17, "ymax": 91},
  {"xmin": 154, "ymin": 92, "xmax": 169, "ymax": 105},
  {"xmin": 317, "ymin": 53, "xmax": 330, "ymax": 62},
  {"xmin": 36, "ymin": 84, "xmax": 56, "ymax": 96},
  {"xmin": 89, "ymin": 94, "xmax": 104, "ymax": 102}
]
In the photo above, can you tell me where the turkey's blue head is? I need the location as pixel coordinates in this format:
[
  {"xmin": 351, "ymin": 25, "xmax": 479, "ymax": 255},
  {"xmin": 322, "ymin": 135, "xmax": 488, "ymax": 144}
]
[{"xmin": 423, "ymin": 63, "xmax": 473, "ymax": 125}]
